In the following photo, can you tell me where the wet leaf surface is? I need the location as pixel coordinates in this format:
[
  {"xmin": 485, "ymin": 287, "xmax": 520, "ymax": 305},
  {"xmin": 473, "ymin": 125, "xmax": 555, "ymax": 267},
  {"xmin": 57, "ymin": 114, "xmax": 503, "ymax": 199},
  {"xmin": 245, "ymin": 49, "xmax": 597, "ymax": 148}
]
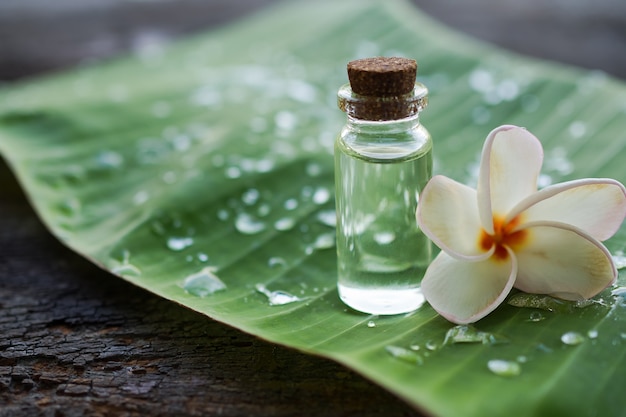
[{"xmin": 1, "ymin": 1, "xmax": 625, "ymax": 416}]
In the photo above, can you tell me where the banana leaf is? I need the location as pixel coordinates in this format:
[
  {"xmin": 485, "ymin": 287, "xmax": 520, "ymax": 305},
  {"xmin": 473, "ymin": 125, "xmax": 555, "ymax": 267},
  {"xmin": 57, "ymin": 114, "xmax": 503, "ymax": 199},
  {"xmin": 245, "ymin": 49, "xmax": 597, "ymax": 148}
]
[{"xmin": 1, "ymin": 1, "xmax": 625, "ymax": 416}]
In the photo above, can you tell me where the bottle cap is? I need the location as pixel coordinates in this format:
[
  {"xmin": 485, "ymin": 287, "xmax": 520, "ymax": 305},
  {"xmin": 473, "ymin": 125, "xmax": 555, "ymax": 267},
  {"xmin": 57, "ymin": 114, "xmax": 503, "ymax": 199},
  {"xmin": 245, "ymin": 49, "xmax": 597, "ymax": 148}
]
[{"xmin": 347, "ymin": 57, "xmax": 417, "ymax": 96}]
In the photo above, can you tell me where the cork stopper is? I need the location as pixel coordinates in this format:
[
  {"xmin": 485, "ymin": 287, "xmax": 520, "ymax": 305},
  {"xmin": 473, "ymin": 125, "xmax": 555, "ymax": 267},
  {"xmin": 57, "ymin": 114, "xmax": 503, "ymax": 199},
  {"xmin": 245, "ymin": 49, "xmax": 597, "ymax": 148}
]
[{"xmin": 347, "ymin": 57, "xmax": 417, "ymax": 97}]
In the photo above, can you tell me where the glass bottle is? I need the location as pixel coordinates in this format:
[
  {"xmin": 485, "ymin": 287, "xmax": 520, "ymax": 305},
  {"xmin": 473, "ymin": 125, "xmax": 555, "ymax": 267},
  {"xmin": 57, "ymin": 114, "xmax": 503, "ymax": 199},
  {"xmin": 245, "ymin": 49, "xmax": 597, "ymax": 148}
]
[{"xmin": 334, "ymin": 57, "xmax": 432, "ymax": 315}]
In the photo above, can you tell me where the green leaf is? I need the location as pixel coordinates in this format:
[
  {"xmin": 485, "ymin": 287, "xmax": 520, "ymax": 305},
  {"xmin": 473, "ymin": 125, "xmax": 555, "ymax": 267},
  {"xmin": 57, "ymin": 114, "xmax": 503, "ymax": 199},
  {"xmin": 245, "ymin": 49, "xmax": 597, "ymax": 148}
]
[{"xmin": 1, "ymin": 1, "xmax": 625, "ymax": 416}]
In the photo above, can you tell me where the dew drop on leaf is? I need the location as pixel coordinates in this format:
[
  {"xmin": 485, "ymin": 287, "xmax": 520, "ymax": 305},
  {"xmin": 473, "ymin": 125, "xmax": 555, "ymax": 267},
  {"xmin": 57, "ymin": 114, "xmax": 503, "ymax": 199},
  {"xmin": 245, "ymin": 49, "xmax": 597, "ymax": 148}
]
[
  {"xmin": 167, "ymin": 236, "xmax": 194, "ymax": 251},
  {"xmin": 255, "ymin": 284, "xmax": 302, "ymax": 306},
  {"xmin": 487, "ymin": 360, "xmax": 521, "ymax": 377},
  {"xmin": 111, "ymin": 263, "xmax": 142, "ymax": 277},
  {"xmin": 242, "ymin": 188, "xmax": 260, "ymax": 206},
  {"xmin": 425, "ymin": 340, "xmax": 439, "ymax": 351},
  {"xmin": 225, "ymin": 166, "xmax": 241, "ymax": 179},
  {"xmin": 274, "ymin": 217, "xmax": 296, "ymax": 231},
  {"xmin": 133, "ymin": 190, "xmax": 150, "ymax": 205},
  {"xmin": 110, "ymin": 249, "xmax": 142, "ymax": 277},
  {"xmin": 95, "ymin": 150, "xmax": 124, "ymax": 169},
  {"xmin": 183, "ymin": 267, "xmax": 226, "ymax": 297},
  {"xmin": 235, "ymin": 213, "xmax": 266, "ymax": 235},
  {"xmin": 217, "ymin": 209, "xmax": 230, "ymax": 221},
  {"xmin": 312, "ymin": 187, "xmax": 331, "ymax": 205},
  {"xmin": 367, "ymin": 320, "xmax": 376, "ymax": 328},
  {"xmin": 507, "ymin": 293, "xmax": 565, "ymax": 312},
  {"xmin": 268, "ymin": 257, "xmax": 286, "ymax": 268},
  {"xmin": 587, "ymin": 330, "xmax": 599, "ymax": 339},
  {"xmin": 561, "ymin": 331, "xmax": 585, "ymax": 346},
  {"xmin": 312, "ymin": 232, "xmax": 335, "ymax": 250},
  {"xmin": 316, "ymin": 209, "xmax": 336, "ymax": 227},
  {"xmin": 386, "ymin": 345, "xmax": 423, "ymax": 365},
  {"xmin": 284, "ymin": 198, "xmax": 298, "ymax": 210},
  {"xmin": 527, "ymin": 311, "xmax": 545, "ymax": 322},
  {"xmin": 443, "ymin": 325, "xmax": 508, "ymax": 345},
  {"xmin": 373, "ymin": 231, "xmax": 395, "ymax": 245}
]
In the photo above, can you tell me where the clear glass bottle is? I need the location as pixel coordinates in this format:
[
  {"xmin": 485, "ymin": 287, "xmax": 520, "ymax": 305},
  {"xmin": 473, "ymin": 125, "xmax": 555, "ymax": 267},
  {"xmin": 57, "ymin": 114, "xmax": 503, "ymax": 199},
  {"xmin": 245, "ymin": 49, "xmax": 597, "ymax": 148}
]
[{"xmin": 334, "ymin": 57, "xmax": 432, "ymax": 315}]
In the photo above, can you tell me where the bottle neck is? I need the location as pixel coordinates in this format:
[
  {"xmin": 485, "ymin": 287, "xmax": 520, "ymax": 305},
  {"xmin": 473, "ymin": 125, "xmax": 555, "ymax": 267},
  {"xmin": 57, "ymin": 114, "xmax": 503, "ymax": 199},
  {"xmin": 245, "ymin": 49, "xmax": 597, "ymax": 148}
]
[
  {"xmin": 345, "ymin": 113, "xmax": 422, "ymax": 135},
  {"xmin": 337, "ymin": 83, "xmax": 428, "ymax": 121}
]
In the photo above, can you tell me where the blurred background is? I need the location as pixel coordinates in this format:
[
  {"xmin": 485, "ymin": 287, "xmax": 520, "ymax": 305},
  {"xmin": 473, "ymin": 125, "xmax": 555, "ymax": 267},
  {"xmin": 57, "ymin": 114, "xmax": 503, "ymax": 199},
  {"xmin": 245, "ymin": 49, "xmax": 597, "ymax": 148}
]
[{"xmin": 0, "ymin": 0, "xmax": 625, "ymax": 82}]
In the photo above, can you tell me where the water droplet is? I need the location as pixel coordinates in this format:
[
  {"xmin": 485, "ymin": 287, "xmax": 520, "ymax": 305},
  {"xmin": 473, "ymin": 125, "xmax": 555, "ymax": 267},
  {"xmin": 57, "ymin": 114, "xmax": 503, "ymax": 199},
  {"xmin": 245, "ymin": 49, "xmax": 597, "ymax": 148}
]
[
  {"xmin": 409, "ymin": 343, "xmax": 420, "ymax": 351},
  {"xmin": 385, "ymin": 345, "xmax": 423, "ymax": 365},
  {"xmin": 561, "ymin": 331, "xmax": 585, "ymax": 346},
  {"xmin": 274, "ymin": 217, "xmax": 296, "ymax": 231},
  {"xmin": 373, "ymin": 231, "xmax": 395, "ymax": 245},
  {"xmin": 255, "ymin": 284, "xmax": 302, "ymax": 306},
  {"xmin": 109, "ymin": 249, "xmax": 141, "ymax": 277},
  {"xmin": 612, "ymin": 251, "xmax": 626, "ymax": 270},
  {"xmin": 133, "ymin": 190, "xmax": 149, "ymax": 205},
  {"xmin": 96, "ymin": 150, "xmax": 124, "ymax": 169},
  {"xmin": 516, "ymin": 355, "xmax": 528, "ymax": 363},
  {"xmin": 255, "ymin": 159, "xmax": 274, "ymax": 173},
  {"xmin": 242, "ymin": 188, "xmax": 260, "ymax": 206},
  {"xmin": 274, "ymin": 111, "xmax": 297, "ymax": 131},
  {"xmin": 316, "ymin": 209, "xmax": 336, "ymax": 227},
  {"xmin": 496, "ymin": 79, "xmax": 520, "ymax": 101},
  {"xmin": 268, "ymin": 257, "xmax": 286, "ymax": 267},
  {"xmin": 197, "ymin": 252, "xmax": 209, "ymax": 262},
  {"xmin": 587, "ymin": 330, "xmax": 598, "ymax": 339},
  {"xmin": 225, "ymin": 166, "xmax": 241, "ymax": 179},
  {"xmin": 170, "ymin": 134, "xmax": 191, "ymax": 152},
  {"xmin": 468, "ymin": 68, "xmax": 495, "ymax": 93},
  {"xmin": 536, "ymin": 343, "xmax": 553, "ymax": 353},
  {"xmin": 367, "ymin": 320, "xmax": 376, "ymax": 328},
  {"xmin": 183, "ymin": 267, "xmax": 226, "ymax": 297},
  {"xmin": 507, "ymin": 293, "xmax": 566, "ymax": 312},
  {"xmin": 284, "ymin": 198, "xmax": 298, "ymax": 210},
  {"xmin": 167, "ymin": 237, "xmax": 194, "ymax": 251},
  {"xmin": 568, "ymin": 121, "xmax": 587, "ymax": 139},
  {"xmin": 305, "ymin": 162, "xmax": 322, "ymax": 177},
  {"xmin": 443, "ymin": 325, "xmax": 508, "ymax": 345},
  {"xmin": 425, "ymin": 340, "xmax": 439, "ymax": 351},
  {"xmin": 235, "ymin": 213, "xmax": 266, "ymax": 235},
  {"xmin": 312, "ymin": 187, "xmax": 331, "ymax": 205},
  {"xmin": 312, "ymin": 232, "xmax": 335, "ymax": 250},
  {"xmin": 487, "ymin": 359, "xmax": 521, "ymax": 377},
  {"xmin": 527, "ymin": 311, "xmax": 545, "ymax": 322},
  {"xmin": 612, "ymin": 286, "xmax": 626, "ymax": 301},
  {"xmin": 537, "ymin": 174, "xmax": 553, "ymax": 188},
  {"xmin": 111, "ymin": 263, "xmax": 142, "ymax": 277},
  {"xmin": 256, "ymin": 203, "xmax": 271, "ymax": 217},
  {"xmin": 217, "ymin": 209, "xmax": 230, "ymax": 221}
]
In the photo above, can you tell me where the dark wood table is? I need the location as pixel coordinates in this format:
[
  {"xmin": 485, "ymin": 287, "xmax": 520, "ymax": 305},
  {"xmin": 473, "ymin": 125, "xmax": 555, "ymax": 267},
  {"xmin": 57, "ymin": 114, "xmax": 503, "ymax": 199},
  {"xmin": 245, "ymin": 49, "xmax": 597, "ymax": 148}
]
[{"xmin": 1, "ymin": 1, "xmax": 624, "ymax": 416}]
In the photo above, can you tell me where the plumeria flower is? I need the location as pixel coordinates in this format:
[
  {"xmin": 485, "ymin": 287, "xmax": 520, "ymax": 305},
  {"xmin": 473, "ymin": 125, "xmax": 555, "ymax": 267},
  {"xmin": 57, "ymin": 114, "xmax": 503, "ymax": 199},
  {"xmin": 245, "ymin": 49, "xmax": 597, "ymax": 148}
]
[{"xmin": 416, "ymin": 125, "xmax": 626, "ymax": 324}]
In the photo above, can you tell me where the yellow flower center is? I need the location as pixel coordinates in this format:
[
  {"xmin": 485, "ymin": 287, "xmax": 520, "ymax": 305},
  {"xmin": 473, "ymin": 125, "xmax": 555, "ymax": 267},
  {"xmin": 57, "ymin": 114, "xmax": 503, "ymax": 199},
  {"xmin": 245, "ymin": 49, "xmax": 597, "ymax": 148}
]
[{"xmin": 479, "ymin": 215, "xmax": 528, "ymax": 261}]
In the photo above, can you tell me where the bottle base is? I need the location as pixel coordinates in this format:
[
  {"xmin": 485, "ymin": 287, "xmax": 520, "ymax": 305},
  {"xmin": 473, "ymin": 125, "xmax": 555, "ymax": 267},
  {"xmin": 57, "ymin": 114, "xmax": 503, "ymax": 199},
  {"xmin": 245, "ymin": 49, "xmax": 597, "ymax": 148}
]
[{"xmin": 338, "ymin": 284, "xmax": 426, "ymax": 315}]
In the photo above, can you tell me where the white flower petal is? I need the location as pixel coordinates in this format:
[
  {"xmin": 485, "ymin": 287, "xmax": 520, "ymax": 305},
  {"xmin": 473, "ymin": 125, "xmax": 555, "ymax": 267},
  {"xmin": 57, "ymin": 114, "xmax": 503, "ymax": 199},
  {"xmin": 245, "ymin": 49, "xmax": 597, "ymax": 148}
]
[
  {"xmin": 421, "ymin": 251, "xmax": 517, "ymax": 324},
  {"xmin": 508, "ymin": 178, "xmax": 626, "ymax": 241},
  {"xmin": 477, "ymin": 125, "xmax": 543, "ymax": 233},
  {"xmin": 514, "ymin": 224, "xmax": 616, "ymax": 299},
  {"xmin": 417, "ymin": 175, "xmax": 492, "ymax": 260}
]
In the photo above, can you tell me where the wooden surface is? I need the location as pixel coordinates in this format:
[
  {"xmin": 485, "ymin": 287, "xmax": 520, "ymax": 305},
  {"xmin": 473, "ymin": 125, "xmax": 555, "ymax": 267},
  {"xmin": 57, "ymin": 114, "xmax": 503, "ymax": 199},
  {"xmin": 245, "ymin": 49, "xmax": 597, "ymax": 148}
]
[{"xmin": 0, "ymin": 1, "xmax": 624, "ymax": 416}]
